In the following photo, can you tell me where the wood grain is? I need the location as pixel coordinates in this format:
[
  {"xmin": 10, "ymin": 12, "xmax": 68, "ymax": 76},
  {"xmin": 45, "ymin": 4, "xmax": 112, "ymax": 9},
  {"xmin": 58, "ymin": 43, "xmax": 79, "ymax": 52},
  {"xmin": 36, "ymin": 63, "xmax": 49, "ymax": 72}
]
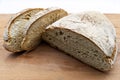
[{"xmin": 0, "ymin": 14, "xmax": 120, "ymax": 80}]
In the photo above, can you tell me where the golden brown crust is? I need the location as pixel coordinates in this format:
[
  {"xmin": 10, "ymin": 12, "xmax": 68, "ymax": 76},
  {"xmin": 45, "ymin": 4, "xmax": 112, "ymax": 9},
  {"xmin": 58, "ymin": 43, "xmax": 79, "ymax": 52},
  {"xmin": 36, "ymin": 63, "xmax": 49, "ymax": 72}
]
[
  {"xmin": 104, "ymin": 44, "xmax": 117, "ymax": 67},
  {"xmin": 3, "ymin": 8, "xmax": 44, "ymax": 52},
  {"xmin": 4, "ymin": 8, "xmax": 43, "ymax": 42}
]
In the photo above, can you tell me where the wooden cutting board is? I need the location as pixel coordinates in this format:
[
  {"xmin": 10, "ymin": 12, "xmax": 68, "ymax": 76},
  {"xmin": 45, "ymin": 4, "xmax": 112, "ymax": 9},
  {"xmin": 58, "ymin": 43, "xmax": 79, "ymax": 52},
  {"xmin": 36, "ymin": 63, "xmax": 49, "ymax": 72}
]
[{"xmin": 0, "ymin": 14, "xmax": 120, "ymax": 80}]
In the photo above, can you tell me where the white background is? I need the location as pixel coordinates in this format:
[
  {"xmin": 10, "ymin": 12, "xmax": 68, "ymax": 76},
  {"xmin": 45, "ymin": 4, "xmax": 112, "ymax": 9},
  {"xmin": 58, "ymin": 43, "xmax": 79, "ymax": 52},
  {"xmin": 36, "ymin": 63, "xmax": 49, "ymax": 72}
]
[{"xmin": 0, "ymin": 0, "xmax": 120, "ymax": 13}]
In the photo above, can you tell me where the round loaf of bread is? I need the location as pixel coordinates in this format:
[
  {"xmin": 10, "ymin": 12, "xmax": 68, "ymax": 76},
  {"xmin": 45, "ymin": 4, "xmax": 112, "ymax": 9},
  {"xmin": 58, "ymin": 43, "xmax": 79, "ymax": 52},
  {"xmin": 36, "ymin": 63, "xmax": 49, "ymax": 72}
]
[
  {"xmin": 21, "ymin": 7, "xmax": 68, "ymax": 50},
  {"xmin": 3, "ymin": 8, "xmax": 43, "ymax": 52},
  {"xmin": 42, "ymin": 11, "xmax": 118, "ymax": 71}
]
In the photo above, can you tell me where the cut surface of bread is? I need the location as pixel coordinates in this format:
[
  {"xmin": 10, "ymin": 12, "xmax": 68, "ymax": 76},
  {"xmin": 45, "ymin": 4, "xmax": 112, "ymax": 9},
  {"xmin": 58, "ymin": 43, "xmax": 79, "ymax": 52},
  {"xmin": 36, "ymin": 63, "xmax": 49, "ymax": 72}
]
[
  {"xmin": 42, "ymin": 12, "xmax": 117, "ymax": 71},
  {"xmin": 3, "ymin": 8, "xmax": 43, "ymax": 52},
  {"xmin": 21, "ymin": 7, "xmax": 68, "ymax": 50}
]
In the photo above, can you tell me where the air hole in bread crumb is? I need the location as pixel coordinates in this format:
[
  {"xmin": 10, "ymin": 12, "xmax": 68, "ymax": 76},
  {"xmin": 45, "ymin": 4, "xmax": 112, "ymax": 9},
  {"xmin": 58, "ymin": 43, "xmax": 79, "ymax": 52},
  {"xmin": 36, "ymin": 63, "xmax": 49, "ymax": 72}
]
[
  {"xmin": 94, "ymin": 54, "xmax": 98, "ymax": 57},
  {"xmin": 67, "ymin": 35, "xmax": 71, "ymax": 38},
  {"xmin": 59, "ymin": 31, "xmax": 63, "ymax": 35},
  {"xmin": 94, "ymin": 50, "xmax": 98, "ymax": 53},
  {"xmin": 75, "ymin": 41, "xmax": 78, "ymax": 43},
  {"xmin": 63, "ymin": 37, "xmax": 66, "ymax": 40},
  {"xmin": 55, "ymin": 32, "xmax": 58, "ymax": 36},
  {"xmin": 5, "ymin": 39, "xmax": 8, "ymax": 42},
  {"xmin": 49, "ymin": 38, "xmax": 51, "ymax": 40},
  {"xmin": 14, "ymin": 40, "xmax": 17, "ymax": 43}
]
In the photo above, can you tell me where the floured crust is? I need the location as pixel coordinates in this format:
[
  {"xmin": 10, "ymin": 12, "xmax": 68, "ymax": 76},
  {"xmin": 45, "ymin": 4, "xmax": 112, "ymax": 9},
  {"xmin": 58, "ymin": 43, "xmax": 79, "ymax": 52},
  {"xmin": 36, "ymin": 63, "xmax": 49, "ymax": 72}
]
[{"xmin": 43, "ymin": 12, "xmax": 117, "ymax": 71}]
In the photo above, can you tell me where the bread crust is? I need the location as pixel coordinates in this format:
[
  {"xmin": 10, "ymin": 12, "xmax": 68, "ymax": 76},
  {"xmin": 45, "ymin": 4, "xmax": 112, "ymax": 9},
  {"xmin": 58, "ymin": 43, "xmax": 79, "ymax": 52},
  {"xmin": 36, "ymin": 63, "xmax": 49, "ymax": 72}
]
[{"xmin": 3, "ymin": 8, "xmax": 43, "ymax": 52}]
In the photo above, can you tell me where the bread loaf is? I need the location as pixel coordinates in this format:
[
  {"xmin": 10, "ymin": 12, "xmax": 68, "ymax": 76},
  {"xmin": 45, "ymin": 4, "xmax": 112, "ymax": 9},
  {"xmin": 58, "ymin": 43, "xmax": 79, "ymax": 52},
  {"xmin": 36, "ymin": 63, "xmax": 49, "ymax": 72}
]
[
  {"xmin": 21, "ymin": 7, "xmax": 68, "ymax": 50},
  {"xmin": 42, "ymin": 11, "xmax": 117, "ymax": 71},
  {"xmin": 3, "ymin": 8, "xmax": 43, "ymax": 52}
]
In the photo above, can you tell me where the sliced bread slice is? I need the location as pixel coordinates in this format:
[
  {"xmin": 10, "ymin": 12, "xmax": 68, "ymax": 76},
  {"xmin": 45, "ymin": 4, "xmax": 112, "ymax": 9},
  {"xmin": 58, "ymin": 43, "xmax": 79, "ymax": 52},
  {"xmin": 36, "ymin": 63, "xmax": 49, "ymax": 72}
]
[
  {"xmin": 3, "ymin": 8, "xmax": 43, "ymax": 52},
  {"xmin": 21, "ymin": 7, "xmax": 68, "ymax": 51},
  {"xmin": 42, "ymin": 12, "xmax": 117, "ymax": 71}
]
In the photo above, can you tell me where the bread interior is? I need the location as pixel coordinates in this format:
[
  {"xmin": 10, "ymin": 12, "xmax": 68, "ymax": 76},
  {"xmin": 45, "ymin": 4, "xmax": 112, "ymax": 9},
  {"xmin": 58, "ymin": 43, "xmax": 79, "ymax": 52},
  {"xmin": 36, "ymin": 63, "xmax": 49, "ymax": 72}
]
[{"xmin": 42, "ymin": 28, "xmax": 113, "ymax": 71}]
